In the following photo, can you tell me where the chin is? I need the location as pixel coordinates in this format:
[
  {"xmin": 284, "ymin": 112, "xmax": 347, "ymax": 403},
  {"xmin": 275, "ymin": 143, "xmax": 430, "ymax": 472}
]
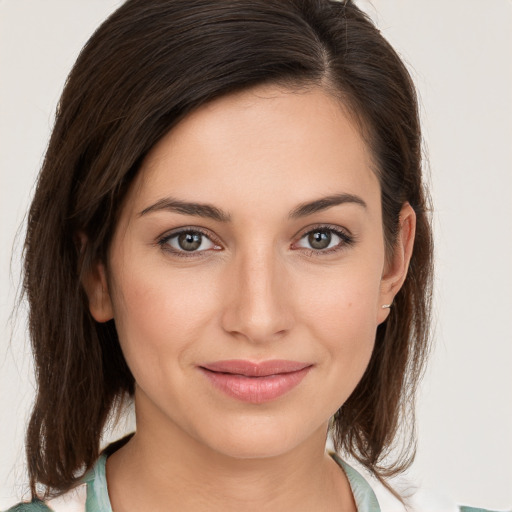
[
  {"xmin": 192, "ymin": 412, "xmax": 327, "ymax": 461},
  {"xmin": 209, "ymin": 434, "xmax": 303, "ymax": 461}
]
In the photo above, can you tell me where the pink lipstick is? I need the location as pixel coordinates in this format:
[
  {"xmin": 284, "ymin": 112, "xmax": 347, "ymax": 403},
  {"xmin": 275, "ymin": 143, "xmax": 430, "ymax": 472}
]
[{"xmin": 199, "ymin": 360, "xmax": 312, "ymax": 404}]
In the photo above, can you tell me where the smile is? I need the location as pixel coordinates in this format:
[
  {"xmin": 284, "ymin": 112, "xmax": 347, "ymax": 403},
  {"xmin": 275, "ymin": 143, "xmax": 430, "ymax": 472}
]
[{"xmin": 199, "ymin": 360, "xmax": 313, "ymax": 404}]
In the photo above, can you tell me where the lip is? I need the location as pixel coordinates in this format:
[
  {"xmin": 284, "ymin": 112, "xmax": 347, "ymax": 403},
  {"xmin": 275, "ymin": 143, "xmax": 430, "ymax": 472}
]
[{"xmin": 199, "ymin": 360, "xmax": 312, "ymax": 404}]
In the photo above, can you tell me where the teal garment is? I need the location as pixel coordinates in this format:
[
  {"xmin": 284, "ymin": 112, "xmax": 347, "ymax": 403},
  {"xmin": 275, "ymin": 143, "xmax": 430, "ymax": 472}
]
[
  {"xmin": 82, "ymin": 455, "xmax": 112, "ymax": 512},
  {"xmin": 4, "ymin": 453, "xmax": 502, "ymax": 512},
  {"xmin": 5, "ymin": 503, "xmax": 51, "ymax": 512}
]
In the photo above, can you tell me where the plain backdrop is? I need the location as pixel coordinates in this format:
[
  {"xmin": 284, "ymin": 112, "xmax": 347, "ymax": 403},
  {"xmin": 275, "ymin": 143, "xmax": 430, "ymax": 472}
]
[{"xmin": 1, "ymin": 1, "xmax": 511, "ymax": 510}]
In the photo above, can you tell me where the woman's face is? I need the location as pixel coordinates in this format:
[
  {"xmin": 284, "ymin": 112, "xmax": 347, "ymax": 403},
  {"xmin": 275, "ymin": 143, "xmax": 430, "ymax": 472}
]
[{"xmin": 87, "ymin": 84, "xmax": 413, "ymax": 459}]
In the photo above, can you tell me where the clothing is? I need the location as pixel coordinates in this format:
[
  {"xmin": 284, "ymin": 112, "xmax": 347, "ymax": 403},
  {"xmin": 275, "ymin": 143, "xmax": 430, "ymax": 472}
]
[{"xmin": 4, "ymin": 452, "xmax": 500, "ymax": 512}]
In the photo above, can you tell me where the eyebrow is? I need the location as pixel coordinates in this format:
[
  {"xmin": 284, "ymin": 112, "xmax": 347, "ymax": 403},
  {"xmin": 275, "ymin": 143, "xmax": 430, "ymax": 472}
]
[
  {"xmin": 138, "ymin": 193, "xmax": 367, "ymax": 221},
  {"xmin": 139, "ymin": 197, "xmax": 231, "ymax": 222},
  {"xmin": 289, "ymin": 193, "xmax": 367, "ymax": 218}
]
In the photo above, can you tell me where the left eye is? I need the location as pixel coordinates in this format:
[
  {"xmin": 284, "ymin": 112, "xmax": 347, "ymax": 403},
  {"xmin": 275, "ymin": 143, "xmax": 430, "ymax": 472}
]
[
  {"xmin": 295, "ymin": 228, "xmax": 347, "ymax": 251},
  {"xmin": 162, "ymin": 230, "xmax": 217, "ymax": 253}
]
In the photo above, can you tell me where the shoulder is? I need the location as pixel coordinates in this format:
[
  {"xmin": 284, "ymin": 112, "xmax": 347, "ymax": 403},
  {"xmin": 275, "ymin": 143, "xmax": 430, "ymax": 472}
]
[
  {"xmin": 4, "ymin": 483, "xmax": 87, "ymax": 512},
  {"xmin": 459, "ymin": 508, "xmax": 506, "ymax": 512},
  {"xmin": 4, "ymin": 502, "xmax": 51, "ymax": 512},
  {"xmin": 5, "ymin": 448, "xmax": 113, "ymax": 512},
  {"xmin": 331, "ymin": 452, "xmax": 507, "ymax": 512}
]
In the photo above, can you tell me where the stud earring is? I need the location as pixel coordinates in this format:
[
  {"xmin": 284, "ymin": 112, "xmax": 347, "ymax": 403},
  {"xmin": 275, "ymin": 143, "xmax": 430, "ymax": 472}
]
[{"xmin": 381, "ymin": 304, "xmax": 392, "ymax": 309}]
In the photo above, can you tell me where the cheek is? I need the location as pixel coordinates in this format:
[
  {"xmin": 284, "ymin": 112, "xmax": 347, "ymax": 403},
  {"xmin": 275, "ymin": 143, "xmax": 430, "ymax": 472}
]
[
  {"xmin": 109, "ymin": 263, "xmax": 220, "ymax": 376},
  {"xmin": 294, "ymin": 261, "xmax": 382, "ymax": 390},
  {"xmin": 299, "ymin": 260, "xmax": 382, "ymax": 332}
]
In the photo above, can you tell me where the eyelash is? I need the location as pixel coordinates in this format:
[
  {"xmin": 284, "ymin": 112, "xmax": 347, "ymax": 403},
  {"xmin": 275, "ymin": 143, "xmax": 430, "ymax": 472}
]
[
  {"xmin": 157, "ymin": 225, "xmax": 355, "ymax": 259},
  {"xmin": 157, "ymin": 227, "xmax": 221, "ymax": 259},
  {"xmin": 294, "ymin": 225, "xmax": 355, "ymax": 257}
]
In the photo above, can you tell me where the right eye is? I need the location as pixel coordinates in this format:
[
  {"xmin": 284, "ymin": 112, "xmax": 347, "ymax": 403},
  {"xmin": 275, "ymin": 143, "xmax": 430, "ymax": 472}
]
[{"xmin": 158, "ymin": 229, "xmax": 221, "ymax": 257}]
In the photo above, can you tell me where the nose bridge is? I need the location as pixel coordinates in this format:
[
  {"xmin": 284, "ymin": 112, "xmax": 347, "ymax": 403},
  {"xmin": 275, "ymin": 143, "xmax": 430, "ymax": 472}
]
[{"xmin": 221, "ymin": 243, "xmax": 293, "ymax": 342}]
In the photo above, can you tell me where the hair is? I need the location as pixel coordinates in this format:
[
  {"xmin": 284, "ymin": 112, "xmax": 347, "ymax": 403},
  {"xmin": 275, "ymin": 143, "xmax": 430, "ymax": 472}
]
[{"xmin": 22, "ymin": 0, "xmax": 433, "ymax": 500}]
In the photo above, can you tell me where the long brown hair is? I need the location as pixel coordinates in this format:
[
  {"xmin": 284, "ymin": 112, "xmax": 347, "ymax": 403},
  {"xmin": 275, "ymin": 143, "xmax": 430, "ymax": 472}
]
[{"xmin": 22, "ymin": 0, "xmax": 433, "ymax": 499}]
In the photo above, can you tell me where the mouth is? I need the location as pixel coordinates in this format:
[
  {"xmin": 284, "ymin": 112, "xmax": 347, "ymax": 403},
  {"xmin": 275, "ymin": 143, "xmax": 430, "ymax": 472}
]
[{"xmin": 199, "ymin": 360, "xmax": 313, "ymax": 404}]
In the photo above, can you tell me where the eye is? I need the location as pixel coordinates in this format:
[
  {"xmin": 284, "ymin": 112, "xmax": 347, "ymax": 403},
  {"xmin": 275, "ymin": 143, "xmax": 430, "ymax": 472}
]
[
  {"xmin": 158, "ymin": 229, "xmax": 220, "ymax": 256},
  {"xmin": 294, "ymin": 226, "xmax": 354, "ymax": 254}
]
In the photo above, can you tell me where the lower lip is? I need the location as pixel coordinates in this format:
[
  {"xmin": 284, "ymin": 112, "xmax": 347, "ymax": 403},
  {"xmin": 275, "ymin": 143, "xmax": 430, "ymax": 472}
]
[{"xmin": 200, "ymin": 366, "xmax": 311, "ymax": 404}]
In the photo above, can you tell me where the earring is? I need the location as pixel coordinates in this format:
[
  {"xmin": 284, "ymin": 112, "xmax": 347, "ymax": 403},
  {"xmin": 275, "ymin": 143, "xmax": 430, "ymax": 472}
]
[{"xmin": 381, "ymin": 304, "xmax": 392, "ymax": 309}]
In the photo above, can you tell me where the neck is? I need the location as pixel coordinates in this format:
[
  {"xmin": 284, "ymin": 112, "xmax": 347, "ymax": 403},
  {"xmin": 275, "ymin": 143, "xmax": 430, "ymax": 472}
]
[{"xmin": 105, "ymin": 399, "xmax": 356, "ymax": 511}]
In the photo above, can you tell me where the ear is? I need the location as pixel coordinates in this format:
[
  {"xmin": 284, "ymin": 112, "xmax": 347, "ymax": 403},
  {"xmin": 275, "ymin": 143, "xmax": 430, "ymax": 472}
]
[
  {"xmin": 82, "ymin": 260, "xmax": 114, "ymax": 322},
  {"xmin": 377, "ymin": 203, "xmax": 416, "ymax": 324},
  {"xmin": 77, "ymin": 233, "xmax": 114, "ymax": 323}
]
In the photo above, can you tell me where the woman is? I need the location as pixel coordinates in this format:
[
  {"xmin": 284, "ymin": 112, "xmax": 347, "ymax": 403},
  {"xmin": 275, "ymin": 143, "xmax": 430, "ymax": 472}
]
[{"xmin": 3, "ymin": 0, "xmax": 499, "ymax": 511}]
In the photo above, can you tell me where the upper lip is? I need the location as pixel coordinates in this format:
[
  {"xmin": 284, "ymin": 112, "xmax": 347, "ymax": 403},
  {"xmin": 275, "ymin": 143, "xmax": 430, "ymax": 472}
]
[{"xmin": 200, "ymin": 360, "xmax": 312, "ymax": 377}]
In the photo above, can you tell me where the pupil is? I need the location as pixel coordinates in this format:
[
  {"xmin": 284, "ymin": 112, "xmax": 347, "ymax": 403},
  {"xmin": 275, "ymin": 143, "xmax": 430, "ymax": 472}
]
[
  {"xmin": 308, "ymin": 230, "xmax": 331, "ymax": 250},
  {"xmin": 178, "ymin": 232, "xmax": 202, "ymax": 251}
]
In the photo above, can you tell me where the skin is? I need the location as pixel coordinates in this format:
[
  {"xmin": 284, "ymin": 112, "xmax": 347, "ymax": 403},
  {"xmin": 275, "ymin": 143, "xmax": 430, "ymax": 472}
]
[{"xmin": 85, "ymin": 83, "xmax": 415, "ymax": 511}]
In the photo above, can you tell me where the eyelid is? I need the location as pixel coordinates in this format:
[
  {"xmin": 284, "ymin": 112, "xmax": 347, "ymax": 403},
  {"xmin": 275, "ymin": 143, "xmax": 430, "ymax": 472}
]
[
  {"xmin": 155, "ymin": 223, "xmax": 355, "ymax": 259},
  {"xmin": 157, "ymin": 226, "xmax": 223, "ymax": 257},
  {"xmin": 293, "ymin": 222, "xmax": 353, "ymax": 239},
  {"xmin": 291, "ymin": 224, "xmax": 355, "ymax": 255}
]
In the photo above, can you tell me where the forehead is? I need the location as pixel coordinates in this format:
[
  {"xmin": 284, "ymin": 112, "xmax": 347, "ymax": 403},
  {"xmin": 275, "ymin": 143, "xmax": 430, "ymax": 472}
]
[{"xmin": 124, "ymin": 84, "xmax": 379, "ymax": 218}]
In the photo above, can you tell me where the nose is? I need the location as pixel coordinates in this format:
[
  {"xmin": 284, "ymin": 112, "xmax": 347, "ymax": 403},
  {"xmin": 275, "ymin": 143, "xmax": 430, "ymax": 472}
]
[{"xmin": 220, "ymin": 247, "xmax": 294, "ymax": 344}]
